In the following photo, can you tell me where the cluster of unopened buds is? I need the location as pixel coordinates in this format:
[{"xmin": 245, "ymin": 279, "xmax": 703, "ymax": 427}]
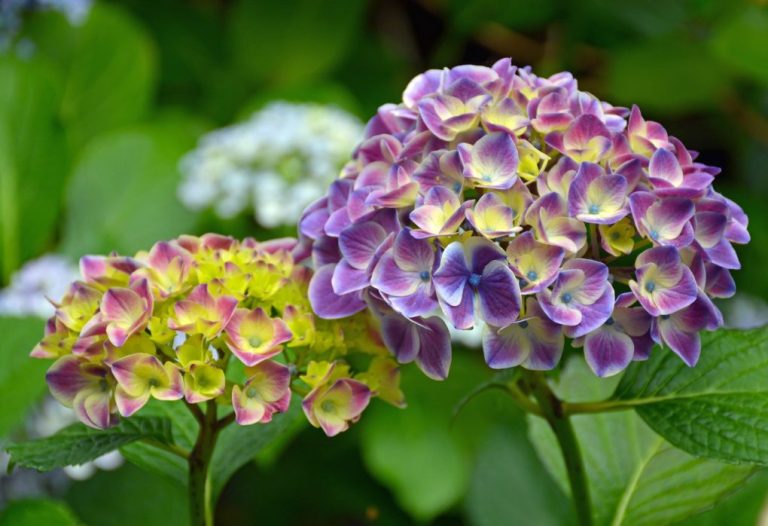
[
  {"xmin": 31, "ymin": 234, "xmax": 404, "ymax": 435},
  {"xmin": 300, "ymin": 58, "xmax": 750, "ymax": 379}
]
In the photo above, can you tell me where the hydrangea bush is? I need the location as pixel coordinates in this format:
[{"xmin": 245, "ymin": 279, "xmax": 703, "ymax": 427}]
[
  {"xmin": 179, "ymin": 102, "xmax": 363, "ymax": 227},
  {"xmin": 8, "ymin": 59, "xmax": 763, "ymax": 526},
  {"xmin": 299, "ymin": 58, "xmax": 749, "ymax": 379}
]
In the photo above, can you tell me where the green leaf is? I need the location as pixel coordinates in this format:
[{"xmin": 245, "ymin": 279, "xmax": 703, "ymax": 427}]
[
  {"xmin": 119, "ymin": 400, "xmax": 197, "ymax": 485},
  {"xmin": 229, "ymin": 0, "xmax": 365, "ymax": 86},
  {"xmin": 7, "ymin": 417, "xmax": 173, "ymax": 472},
  {"xmin": 711, "ymin": 6, "xmax": 768, "ymax": 86},
  {"xmin": 25, "ymin": 4, "xmax": 157, "ymax": 148},
  {"xmin": 606, "ymin": 36, "xmax": 729, "ymax": 113},
  {"xmin": 529, "ymin": 357, "xmax": 755, "ymax": 526},
  {"xmin": 120, "ymin": 398, "xmax": 306, "ymax": 499},
  {"xmin": 614, "ymin": 327, "xmax": 768, "ymax": 465},
  {"xmin": 0, "ymin": 499, "xmax": 81, "ymax": 526},
  {"xmin": 676, "ymin": 469, "xmax": 768, "ymax": 526},
  {"xmin": 465, "ymin": 425, "xmax": 573, "ymax": 526},
  {"xmin": 210, "ymin": 397, "xmax": 304, "ymax": 500},
  {"xmin": 64, "ymin": 463, "xmax": 188, "ymax": 526},
  {"xmin": 0, "ymin": 56, "xmax": 68, "ymax": 280},
  {"xmin": 360, "ymin": 351, "xmax": 522, "ymax": 520},
  {"xmin": 61, "ymin": 118, "xmax": 204, "ymax": 258},
  {"xmin": 0, "ymin": 317, "xmax": 48, "ymax": 437}
]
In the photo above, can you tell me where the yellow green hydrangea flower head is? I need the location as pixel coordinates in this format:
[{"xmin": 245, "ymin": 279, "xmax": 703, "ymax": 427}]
[{"xmin": 32, "ymin": 234, "xmax": 403, "ymax": 434}]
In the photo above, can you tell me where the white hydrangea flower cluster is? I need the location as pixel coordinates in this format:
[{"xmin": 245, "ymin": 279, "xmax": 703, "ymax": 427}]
[
  {"xmin": 178, "ymin": 101, "xmax": 364, "ymax": 228},
  {"xmin": 0, "ymin": 255, "xmax": 79, "ymax": 318}
]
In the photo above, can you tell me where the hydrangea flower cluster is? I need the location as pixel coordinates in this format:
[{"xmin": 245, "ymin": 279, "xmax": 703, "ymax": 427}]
[
  {"xmin": 299, "ymin": 59, "xmax": 749, "ymax": 379},
  {"xmin": 179, "ymin": 102, "xmax": 363, "ymax": 227},
  {"xmin": 30, "ymin": 234, "xmax": 403, "ymax": 436}
]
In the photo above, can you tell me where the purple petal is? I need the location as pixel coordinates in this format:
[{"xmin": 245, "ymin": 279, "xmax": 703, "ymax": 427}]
[
  {"xmin": 565, "ymin": 285, "xmax": 615, "ymax": 338},
  {"xmin": 339, "ymin": 222, "xmax": 387, "ymax": 269},
  {"xmin": 433, "ymin": 242, "xmax": 470, "ymax": 306},
  {"xmin": 439, "ymin": 286, "xmax": 475, "ymax": 330},
  {"xmin": 393, "ymin": 229, "xmax": 434, "ymax": 272},
  {"xmin": 482, "ymin": 324, "xmax": 529, "ymax": 369},
  {"xmin": 414, "ymin": 317, "xmax": 452, "ymax": 380},
  {"xmin": 332, "ymin": 260, "xmax": 372, "ymax": 295},
  {"xmin": 309, "ymin": 264, "xmax": 366, "ymax": 319},
  {"xmin": 459, "ymin": 132, "xmax": 520, "ymax": 190},
  {"xmin": 649, "ymin": 147, "xmax": 683, "ymax": 187},
  {"xmin": 371, "ymin": 253, "xmax": 421, "ymax": 296},
  {"xmin": 584, "ymin": 326, "xmax": 634, "ymax": 377},
  {"xmin": 389, "ymin": 284, "xmax": 439, "ymax": 318},
  {"xmin": 381, "ymin": 314, "xmax": 419, "ymax": 363},
  {"xmin": 477, "ymin": 261, "xmax": 521, "ymax": 327}
]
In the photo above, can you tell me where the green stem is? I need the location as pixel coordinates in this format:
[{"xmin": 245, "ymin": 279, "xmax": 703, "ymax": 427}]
[
  {"xmin": 524, "ymin": 371, "xmax": 593, "ymax": 526},
  {"xmin": 188, "ymin": 401, "xmax": 220, "ymax": 526},
  {"xmin": 588, "ymin": 223, "xmax": 600, "ymax": 260}
]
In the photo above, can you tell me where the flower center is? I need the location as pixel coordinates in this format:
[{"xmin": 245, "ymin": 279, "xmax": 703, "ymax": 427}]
[
  {"xmin": 468, "ymin": 273, "xmax": 482, "ymax": 288},
  {"xmin": 519, "ymin": 320, "xmax": 529, "ymax": 329},
  {"xmin": 588, "ymin": 204, "xmax": 600, "ymax": 214},
  {"xmin": 246, "ymin": 386, "xmax": 259, "ymax": 398},
  {"xmin": 526, "ymin": 270, "xmax": 538, "ymax": 281},
  {"xmin": 248, "ymin": 336, "xmax": 263, "ymax": 348},
  {"xmin": 452, "ymin": 182, "xmax": 462, "ymax": 193},
  {"xmin": 645, "ymin": 282, "xmax": 656, "ymax": 293},
  {"xmin": 649, "ymin": 230, "xmax": 660, "ymax": 241},
  {"xmin": 419, "ymin": 270, "xmax": 431, "ymax": 282},
  {"xmin": 605, "ymin": 317, "xmax": 615, "ymax": 326},
  {"xmin": 321, "ymin": 400, "xmax": 336, "ymax": 413},
  {"xmin": 561, "ymin": 292, "xmax": 573, "ymax": 304}
]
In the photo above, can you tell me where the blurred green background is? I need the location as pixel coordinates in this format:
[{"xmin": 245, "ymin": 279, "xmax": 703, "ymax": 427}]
[{"xmin": 1, "ymin": 0, "xmax": 767, "ymax": 524}]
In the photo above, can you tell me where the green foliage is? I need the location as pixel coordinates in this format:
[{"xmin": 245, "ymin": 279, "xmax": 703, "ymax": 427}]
[
  {"xmin": 614, "ymin": 327, "xmax": 768, "ymax": 466},
  {"xmin": 229, "ymin": 0, "xmax": 365, "ymax": 86},
  {"xmin": 465, "ymin": 425, "xmax": 572, "ymax": 526},
  {"xmin": 605, "ymin": 37, "xmax": 728, "ymax": 113},
  {"xmin": 120, "ymin": 398, "xmax": 305, "ymax": 500},
  {"xmin": 65, "ymin": 463, "xmax": 188, "ymax": 526},
  {"xmin": 0, "ymin": 499, "xmax": 82, "ymax": 526},
  {"xmin": 119, "ymin": 400, "xmax": 196, "ymax": 485},
  {"xmin": 529, "ymin": 357, "xmax": 755, "ymax": 526},
  {"xmin": 0, "ymin": 57, "xmax": 68, "ymax": 281},
  {"xmin": 711, "ymin": 5, "xmax": 768, "ymax": 86},
  {"xmin": 210, "ymin": 398, "xmax": 304, "ymax": 500},
  {"xmin": 0, "ymin": 317, "xmax": 49, "ymax": 436},
  {"xmin": 6, "ymin": 417, "xmax": 173, "ymax": 471},
  {"xmin": 360, "ymin": 352, "xmax": 524, "ymax": 520},
  {"xmin": 61, "ymin": 118, "xmax": 203, "ymax": 257},
  {"xmin": 24, "ymin": 4, "xmax": 157, "ymax": 148}
]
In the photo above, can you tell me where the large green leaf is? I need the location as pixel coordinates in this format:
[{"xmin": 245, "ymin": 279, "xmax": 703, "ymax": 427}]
[
  {"xmin": 360, "ymin": 351, "xmax": 522, "ymax": 521},
  {"xmin": 24, "ymin": 4, "xmax": 157, "ymax": 148},
  {"xmin": 0, "ymin": 57, "xmax": 68, "ymax": 281},
  {"xmin": 465, "ymin": 425, "xmax": 573, "ymax": 526},
  {"xmin": 229, "ymin": 0, "xmax": 365, "ymax": 86},
  {"xmin": 61, "ymin": 118, "xmax": 203, "ymax": 258},
  {"xmin": 529, "ymin": 358, "xmax": 755, "ymax": 526},
  {"xmin": 7, "ymin": 417, "xmax": 173, "ymax": 472},
  {"xmin": 0, "ymin": 499, "xmax": 81, "ymax": 526},
  {"xmin": 614, "ymin": 327, "xmax": 768, "ymax": 465},
  {"xmin": 711, "ymin": 6, "xmax": 768, "ymax": 86},
  {"xmin": 0, "ymin": 317, "xmax": 49, "ymax": 438}
]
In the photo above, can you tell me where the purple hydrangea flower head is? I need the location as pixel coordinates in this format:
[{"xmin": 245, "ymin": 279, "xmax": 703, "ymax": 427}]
[{"xmin": 299, "ymin": 59, "xmax": 749, "ymax": 379}]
